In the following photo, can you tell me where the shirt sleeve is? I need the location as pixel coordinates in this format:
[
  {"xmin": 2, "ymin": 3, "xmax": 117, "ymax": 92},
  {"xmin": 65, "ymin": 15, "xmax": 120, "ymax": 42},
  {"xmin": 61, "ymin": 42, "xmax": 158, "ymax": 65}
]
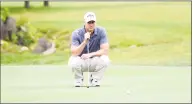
[
  {"xmin": 100, "ymin": 28, "xmax": 108, "ymax": 45},
  {"xmin": 71, "ymin": 31, "xmax": 80, "ymax": 46}
]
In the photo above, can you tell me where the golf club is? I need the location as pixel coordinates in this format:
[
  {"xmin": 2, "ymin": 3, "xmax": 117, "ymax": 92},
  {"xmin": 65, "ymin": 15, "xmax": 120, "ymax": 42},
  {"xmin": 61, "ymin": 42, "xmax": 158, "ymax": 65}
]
[
  {"xmin": 86, "ymin": 29, "xmax": 93, "ymax": 88},
  {"xmin": 87, "ymin": 41, "xmax": 90, "ymax": 88}
]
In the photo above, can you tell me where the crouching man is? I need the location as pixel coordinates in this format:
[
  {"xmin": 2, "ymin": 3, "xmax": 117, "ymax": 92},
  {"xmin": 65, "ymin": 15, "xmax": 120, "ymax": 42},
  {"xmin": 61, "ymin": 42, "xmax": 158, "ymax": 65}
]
[{"xmin": 68, "ymin": 12, "xmax": 110, "ymax": 87}]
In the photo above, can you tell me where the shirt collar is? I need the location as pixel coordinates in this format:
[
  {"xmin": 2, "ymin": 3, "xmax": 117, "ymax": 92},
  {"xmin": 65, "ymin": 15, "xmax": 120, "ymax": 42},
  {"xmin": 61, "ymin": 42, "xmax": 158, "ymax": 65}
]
[{"xmin": 83, "ymin": 25, "xmax": 98, "ymax": 35}]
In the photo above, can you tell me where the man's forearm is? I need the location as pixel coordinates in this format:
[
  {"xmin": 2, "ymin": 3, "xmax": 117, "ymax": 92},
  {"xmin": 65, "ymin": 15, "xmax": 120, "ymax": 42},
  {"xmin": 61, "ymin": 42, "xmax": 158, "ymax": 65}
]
[
  {"xmin": 90, "ymin": 49, "xmax": 108, "ymax": 57},
  {"xmin": 71, "ymin": 40, "xmax": 87, "ymax": 56}
]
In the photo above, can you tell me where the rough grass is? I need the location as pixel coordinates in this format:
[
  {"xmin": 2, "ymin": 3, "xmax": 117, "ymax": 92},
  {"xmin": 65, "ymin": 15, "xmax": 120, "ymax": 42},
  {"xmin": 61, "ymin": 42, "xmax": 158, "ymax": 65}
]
[{"xmin": 0, "ymin": 2, "xmax": 191, "ymax": 65}]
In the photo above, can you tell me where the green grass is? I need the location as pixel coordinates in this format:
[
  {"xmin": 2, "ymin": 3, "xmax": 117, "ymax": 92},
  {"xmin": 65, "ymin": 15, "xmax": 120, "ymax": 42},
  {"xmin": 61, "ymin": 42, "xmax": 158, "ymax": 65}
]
[
  {"xmin": 1, "ymin": 2, "xmax": 191, "ymax": 103},
  {"xmin": 1, "ymin": 51, "xmax": 70, "ymax": 65},
  {"xmin": 110, "ymin": 41, "xmax": 191, "ymax": 66},
  {"xmin": 0, "ymin": 2, "xmax": 191, "ymax": 65},
  {"xmin": 1, "ymin": 65, "xmax": 191, "ymax": 103}
]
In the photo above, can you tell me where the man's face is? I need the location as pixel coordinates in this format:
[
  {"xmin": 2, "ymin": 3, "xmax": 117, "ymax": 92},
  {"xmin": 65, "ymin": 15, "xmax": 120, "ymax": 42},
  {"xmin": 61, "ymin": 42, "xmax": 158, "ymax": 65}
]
[{"xmin": 85, "ymin": 20, "xmax": 95, "ymax": 31}]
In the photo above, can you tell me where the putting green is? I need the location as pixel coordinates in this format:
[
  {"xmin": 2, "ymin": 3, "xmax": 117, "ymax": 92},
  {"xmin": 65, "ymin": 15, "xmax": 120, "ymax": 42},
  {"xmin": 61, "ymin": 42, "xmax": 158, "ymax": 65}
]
[{"xmin": 1, "ymin": 65, "xmax": 191, "ymax": 103}]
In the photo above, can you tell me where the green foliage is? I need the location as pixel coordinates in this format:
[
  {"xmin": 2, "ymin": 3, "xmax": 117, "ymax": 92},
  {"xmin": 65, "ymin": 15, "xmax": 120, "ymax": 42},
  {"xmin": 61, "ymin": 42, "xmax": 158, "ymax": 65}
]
[
  {"xmin": 16, "ymin": 16, "xmax": 45, "ymax": 46},
  {"xmin": 38, "ymin": 28, "xmax": 71, "ymax": 50},
  {"xmin": 1, "ymin": 41, "xmax": 21, "ymax": 53},
  {"xmin": 0, "ymin": 7, "xmax": 10, "ymax": 21},
  {"xmin": 12, "ymin": 33, "xmax": 18, "ymax": 44},
  {"xmin": 16, "ymin": 15, "xmax": 29, "ymax": 26}
]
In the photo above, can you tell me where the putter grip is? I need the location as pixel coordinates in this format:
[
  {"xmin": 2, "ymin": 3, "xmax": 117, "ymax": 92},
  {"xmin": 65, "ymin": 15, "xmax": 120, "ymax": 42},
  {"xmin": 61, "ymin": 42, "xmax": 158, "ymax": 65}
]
[{"xmin": 87, "ymin": 32, "xmax": 91, "ymax": 40}]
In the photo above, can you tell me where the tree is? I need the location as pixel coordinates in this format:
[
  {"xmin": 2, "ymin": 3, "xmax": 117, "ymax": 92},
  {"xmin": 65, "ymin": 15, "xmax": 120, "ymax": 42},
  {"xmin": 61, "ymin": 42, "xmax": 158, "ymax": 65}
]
[
  {"xmin": 44, "ymin": 1, "xmax": 49, "ymax": 7},
  {"xmin": 24, "ymin": 1, "xmax": 49, "ymax": 8},
  {"xmin": 24, "ymin": 1, "xmax": 30, "ymax": 8}
]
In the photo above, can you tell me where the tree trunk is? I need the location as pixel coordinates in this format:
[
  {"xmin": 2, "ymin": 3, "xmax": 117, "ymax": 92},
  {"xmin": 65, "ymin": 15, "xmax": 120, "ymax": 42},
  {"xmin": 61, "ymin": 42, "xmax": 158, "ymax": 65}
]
[
  {"xmin": 24, "ymin": 1, "xmax": 30, "ymax": 8},
  {"xmin": 44, "ymin": 1, "xmax": 49, "ymax": 7}
]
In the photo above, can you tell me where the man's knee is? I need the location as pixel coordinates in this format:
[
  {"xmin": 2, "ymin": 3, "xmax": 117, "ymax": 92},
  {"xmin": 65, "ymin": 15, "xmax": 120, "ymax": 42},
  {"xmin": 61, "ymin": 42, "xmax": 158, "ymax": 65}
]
[
  {"xmin": 97, "ymin": 55, "xmax": 110, "ymax": 68},
  {"xmin": 68, "ymin": 56, "xmax": 82, "ymax": 70},
  {"xmin": 101, "ymin": 55, "xmax": 110, "ymax": 64}
]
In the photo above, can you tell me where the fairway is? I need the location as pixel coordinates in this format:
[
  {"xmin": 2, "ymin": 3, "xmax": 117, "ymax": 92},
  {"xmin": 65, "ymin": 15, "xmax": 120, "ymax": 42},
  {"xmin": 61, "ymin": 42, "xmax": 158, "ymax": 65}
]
[
  {"xmin": 1, "ymin": 65, "xmax": 191, "ymax": 103},
  {"xmin": 1, "ymin": 2, "xmax": 191, "ymax": 65}
]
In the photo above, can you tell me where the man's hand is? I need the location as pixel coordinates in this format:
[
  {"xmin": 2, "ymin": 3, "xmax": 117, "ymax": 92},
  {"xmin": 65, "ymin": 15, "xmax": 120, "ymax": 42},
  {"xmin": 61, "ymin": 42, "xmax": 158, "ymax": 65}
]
[
  {"xmin": 84, "ymin": 32, "xmax": 91, "ymax": 41},
  {"xmin": 81, "ymin": 53, "xmax": 92, "ymax": 60}
]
